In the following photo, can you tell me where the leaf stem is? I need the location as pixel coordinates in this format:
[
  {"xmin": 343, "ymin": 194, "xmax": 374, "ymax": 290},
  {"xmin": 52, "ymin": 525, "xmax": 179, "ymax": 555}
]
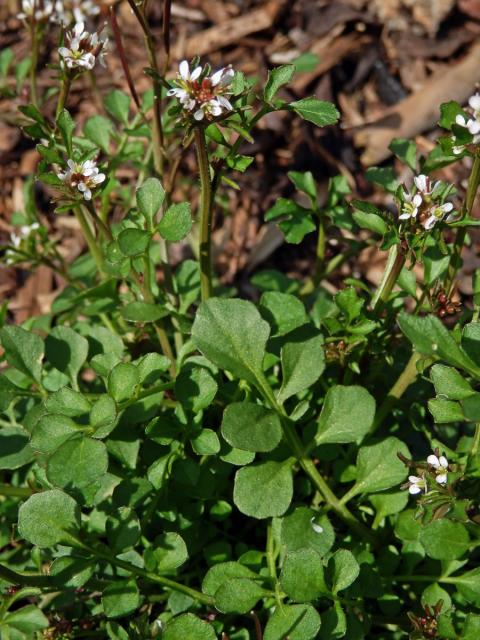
[
  {"xmin": 194, "ymin": 127, "xmax": 213, "ymax": 301},
  {"xmin": 29, "ymin": 22, "xmax": 39, "ymax": 106},
  {"xmin": 74, "ymin": 206, "xmax": 105, "ymax": 274},
  {"xmin": 370, "ymin": 351, "xmax": 421, "ymax": 433},
  {"xmin": 444, "ymin": 151, "xmax": 480, "ymax": 294},
  {"xmin": 314, "ymin": 212, "xmax": 326, "ymax": 284},
  {"xmin": 55, "ymin": 75, "xmax": 72, "ymax": 121},
  {"xmin": 0, "ymin": 484, "xmax": 33, "ymax": 498},
  {"xmin": 0, "ymin": 564, "xmax": 51, "ymax": 588},
  {"xmin": 371, "ymin": 244, "xmax": 406, "ymax": 312}
]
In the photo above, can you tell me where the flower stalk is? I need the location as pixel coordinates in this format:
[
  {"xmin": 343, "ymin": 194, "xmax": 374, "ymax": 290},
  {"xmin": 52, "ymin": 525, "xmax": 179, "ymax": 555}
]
[
  {"xmin": 371, "ymin": 243, "xmax": 406, "ymax": 312},
  {"xmin": 195, "ymin": 126, "xmax": 213, "ymax": 301}
]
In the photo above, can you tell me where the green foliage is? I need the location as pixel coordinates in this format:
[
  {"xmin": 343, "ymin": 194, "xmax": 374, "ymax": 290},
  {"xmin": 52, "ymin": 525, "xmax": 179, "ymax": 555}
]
[{"xmin": 3, "ymin": 38, "xmax": 480, "ymax": 640}]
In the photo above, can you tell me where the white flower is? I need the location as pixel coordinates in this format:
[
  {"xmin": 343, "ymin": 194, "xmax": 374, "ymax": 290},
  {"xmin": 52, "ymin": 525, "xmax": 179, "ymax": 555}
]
[
  {"xmin": 17, "ymin": 0, "xmax": 54, "ymax": 21},
  {"xmin": 57, "ymin": 158, "xmax": 105, "ymax": 200},
  {"xmin": 414, "ymin": 174, "xmax": 438, "ymax": 196},
  {"xmin": 399, "ymin": 191, "xmax": 422, "ymax": 221},
  {"xmin": 58, "ymin": 21, "xmax": 107, "ymax": 71},
  {"xmin": 168, "ymin": 60, "xmax": 235, "ymax": 121},
  {"xmin": 7, "ymin": 222, "xmax": 40, "ymax": 260},
  {"xmin": 310, "ymin": 517, "xmax": 323, "ymax": 534},
  {"xmin": 53, "ymin": 0, "xmax": 100, "ymax": 24},
  {"xmin": 453, "ymin": 93, "xmax": 480, "ymax": 149},
  {"xmin": 408, "ymin": 475, "xmax": 428, "ymax": 495},
  {"xmin": 427, "ymin": 454, "xmax": 449, "ymax": 484},
  {"xmin": 423, "ymin": 202, "xmax": 455, "ymax": 230}
]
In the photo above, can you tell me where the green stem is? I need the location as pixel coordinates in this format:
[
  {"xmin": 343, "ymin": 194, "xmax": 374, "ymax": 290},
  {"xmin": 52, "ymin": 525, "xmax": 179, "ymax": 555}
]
[
  {"xmin": 195, "ymin": 127, "xmax": 213, "ymax": 301},
  {"xmin": 370, "ymin": 351, "xmax": 421, "ymax": 434},
  {"xmin": 93, "ymin": 547, "xmax": 213, "ymax": 605},
  {"xmin": 266, "ymin": 522, "xmax": 277, "ymax": 582},
  {"xmin": 55, "ymin": 75, "xmax": 72, "ymax": 122},
  {"xmin": 371, "ymin": 244, "xmax": 406, "ymax": 312},
  {"xmin": 84, "ymin": 202, "xmax": 112, "ymax": 242},
  {"xmin": 0, "ymin": 564, "xmax": 51, "ymax": 588},
  {"xmin": 29, "ymin": 22, "xmax": 39, "ymax": 106},
  {"xmin": 0, "ymin": 484, "xmax": 33, "ymax": 498},
  {"xmin": 314, "ymin": 213, "xmax": 326, "ymax": 284},
  {"xmin": 445, "ymin": 151, "xmax": 480, "ymax": 293},
  {"xmin": 74, "ymin": 206, "xmax": 104, "ymax": 274},
  {"xmin": 258, "ymin": 377, "xmax": 376, "ymax": 544}
]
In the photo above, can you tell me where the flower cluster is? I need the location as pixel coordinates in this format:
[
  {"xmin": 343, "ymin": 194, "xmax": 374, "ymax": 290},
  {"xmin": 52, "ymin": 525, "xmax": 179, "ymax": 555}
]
[
  {"xmin": 57, "ymin": 158, "xmax": 105, "ymax": 201},
  {"xmin": 167, "ymin": 60, "xmax": 235, "ymax": 122},
  {"xmin": 406, "ymin": 453, "xmax": 449, "ymax": 496},
  {"xmin": 17, "ymin": 0, "xmax": 54, "ymax": 22},
  {"xmin": 453, "ymin": 93, "xmax": 480, "ymax": 153},
  {"xmin": 58, "ymin": 21, "xmax": 107, "ymax": 71},
  {"xmin": 5, "ymin": 222, "xmax": 40, "ymax": 264},
  {"xmin": 54, "ymin": 0, "xmax": 100, "ymax": 25},
  {"xmin": 399, "ymin": 174, "xmax": 455, "ymax": 230}
]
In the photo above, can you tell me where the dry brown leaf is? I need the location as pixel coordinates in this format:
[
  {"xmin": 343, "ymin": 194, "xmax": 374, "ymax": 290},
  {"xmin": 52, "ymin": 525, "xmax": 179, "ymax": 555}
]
[{"xmin": 353, "ymin": 41, "xmax": 480, "ymax": 165}]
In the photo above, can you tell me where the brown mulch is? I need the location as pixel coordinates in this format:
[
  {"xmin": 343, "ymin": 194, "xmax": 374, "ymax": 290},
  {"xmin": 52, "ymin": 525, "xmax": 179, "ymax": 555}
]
[{"xmin": 1, "ymin": 0, "xmax": 480, "ymax": 321}]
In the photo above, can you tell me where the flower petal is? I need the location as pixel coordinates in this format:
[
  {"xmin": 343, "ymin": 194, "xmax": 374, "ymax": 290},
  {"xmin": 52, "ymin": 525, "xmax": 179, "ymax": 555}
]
[
  {"xmin": 427, "ymin": 454, "xmax": 440, "ymax": 467},
  {"xmin": 436, "ymin": 474, "xmax": 447, "ymax": 484},
  {"xmin": 179, "ymin": 60, "xmax": 190, "ymax": 80},
  {"xmin": 409, "ymin": 484, "xmax": 422, "ymax": 495}
]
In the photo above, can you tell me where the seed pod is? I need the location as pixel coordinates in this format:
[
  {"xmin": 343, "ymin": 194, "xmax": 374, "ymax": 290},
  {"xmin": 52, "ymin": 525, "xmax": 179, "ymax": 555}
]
[{"xmin": 438, "ymin": 308, "xmax": 447, "ymax": 318}]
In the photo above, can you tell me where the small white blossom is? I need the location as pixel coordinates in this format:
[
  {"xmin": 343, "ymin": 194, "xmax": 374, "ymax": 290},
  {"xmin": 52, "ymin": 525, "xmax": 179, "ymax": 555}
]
[
  {"xmin": 423, "ymin": 202, "xmax": 455, "ymax": 230},
  {"xmin": 54, "ymin": 0, "xmax": 100, "ymax": 24},
  {"xmin": 408, "ymin": 475, "xmax": 428, "ymax": 495},
  {"xmin": 167, "ymin": 60, "xmax": 234, "ymax": 121},
  {"xmin": 453, "ymin": 93, "xmax": 480, "ymax": 152},
  {"xmin": 310, "ymin": 517, "xmax": 323, "ymax": 534},
  {"xmin": 6, "ymin": 222, "xmax": 40, "ymax": 263},
  {"xmin": 427, "ymin": 454, "xmax": 449, "ymax": 485},
  {"xmin": 399, "ymin": 191, "xmax": 422, "ymax": 221},
  {"xmin": 17, "ymin": 0, "xmax": 54, "ymax": 21},
  {"xmin": 413, "ymin": 174, "xmax": 440, "ymax": 197},
  {"xmin": 57, "ymin": 158, "xmax": 105, "ymax": 200},
  {"xmin": 58, "ymin": 21, "xmax": 107, "ymax": 71}
]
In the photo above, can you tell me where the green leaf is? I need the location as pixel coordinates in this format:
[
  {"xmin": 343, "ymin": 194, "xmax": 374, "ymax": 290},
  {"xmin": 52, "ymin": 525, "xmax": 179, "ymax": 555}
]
[
  {"xmin": 264, "ymin": 604, "xmax": 321, "ymax": 640},
  {"xmin": 50, "ymin": 555, "xmax": 95, "ymax": 588},
  {"xmin": 419, "ymin": 520, "xmax": 470, "ymax": 560},
  {"xmin": 430, "ymin": 364, "xmax": 474, "ymax": 400},
  {"xmin": 46, "ymin": 435, "xmax": 109, "ymax": 490},
  {"xmin": 234, "ymin": 461, "xmax": 293, "ymax": 518},
  {"xmin": 351, "ymin": 200, "xmax": 387, "ymax": 235},
  {"xmin": 259, "ymin": 291, "xmax": 308, "ymax": 336},
  {"xmin": 30, "ymin": 413, "xmax": 78, "ymax": 454},
  {"xmin": 280, "ymin": 548, "xmax": 327, "ymax": 602},
  {"xmin": 455, "ymin": 568, "xmax": 480, "ymax": 605},
  {"xmin": 315, "ymin": 385, "xmax": 375, "ymax": 445},
  {"xmin": 369, "ymin": 490, "xmax": 408, "ymax": 522},
  {"xmin": 226, "ymin": 154, "xmax": 254, "ymax": 172},
  {"xmin": 439, "ymin": 101, "xmax": 465, "ymax": 130},
  {"xmin": 389, "ymin": 138, "xmax": 416, "ymax": 171},
  {"xmin": 463, "ymin": 614, "xmax": 480, "ymax": 639},
  {"xmin": 221, "ymin": 402, "xmax": 282, "ymax": 452},
  {"xmin": 191, "ymin": 428, "xmax": 221, "ymax": 455},
  {"xmin": 148, "ymin": 532, "xmax": 188, "ymax": 573},
  {"xmin": 365, "ymin": 166, "xmax": 398, "ymax": 194},
  {"xmin": 163, "ymin": 614, "xmax": 216, "ymax": 640},
  {"xmin": 56, "ymin": 109, "xmax": 75, "ymax": 154},
  {"xmin": 202, "ymin": 561, "xmax": 257, "ymax": 596},
  {"xmin": 121, "ymin": 301, "xmax": 168, "ymax": 323},
  {"xmin": 349, "ymin": 437, "xmax": 410, "ymax": 497},
  {"xmin": 278, "ymin": 326, "xmax": 325, "ymax": 403},
  {"xmin": 106, "ymin": 507, "xmax": 141, "ymax": 553},
  {"xmin": 265, "ymin": 198, "xmax": 316, "ymax": 244},
  {"xmin": 3, "ymin": 605, "xmax": 49, "ymax": 634},
  {"xmin": 428, "ymin": 398, "xmax": 464, "ymax": 423},
  {"xmin": 288, "ymin": 171, "xmax": 317, "ymax": 203},
  {"xmin": 45, "ymin": 387, "xmax": 92, "ymax": 417},
  {"xmin": 421, "ymin": 583, "xmax": 452, "ymax": 612},
  {"xmin": 192, "ymin": 298, "xmax": 270, "ymax": 388},
  {"xmin": 158, "ymin": 202, "xmax": 192, "ymax": 242},
  {"xmin": 214, "ymin": 577, "xmax": 265, "ymax": 613},
  {"xmin": 281, "ymin": 506, "xmax": 335, "ymax": 556},
  {"xmin": 102, "ymin": 579, "xmax": 140, "ymax": 618},
  {"xmin": 175, "ymin": 365, "xmax": 218, "ymax": 412},
  {"xmin": 264, "ymin": 64, "xmax": 295, "ymax": 102},
  {"xmin": 108, "ymin": 363, "xmax": 140, "ymax": 403},
  {"xmin": 45, "ymin": 326, "xmax": 89, "ymax": 386},
  {"xmin": 105, "ymin": 90, "xmax": 130, "ymax": 124},
  {"xmin": 289, "ymin": 98, "xmax": 339, "ymax": 127},
  {"xmin": 0, "ymin": 47, "xmax": 13, "ymax": 77},
  {"xmin": 398, "ymin": 313, "xmax": 480, "ymax": 376},
  {"xmin": 89, "ymin": 396, "xmax": 118, "ymax": 438},
  {"xmin": 117, "ymin": 228, "xmax": 150, "ymax": 257},
  {"xmin": 18, "ymin": 489, "xmax": 80, "ymax": 547},
  {"xmin": 0, "ymin": 426, "xmax": 34, "ymax": 470},
  {"xmin": 84, "ymin": 115, "xmax": 113, "ymax": 152},
  {"xmin": 0, "ymin": 325, "xmax": 44, "ymax": 384},
  {"xmin": 329, "ymin": 549, "xmax": 359, "ymax": 594},
  {"xmin": 136, "ymin": 177, "xmax": 165, "ymax": 225}
]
